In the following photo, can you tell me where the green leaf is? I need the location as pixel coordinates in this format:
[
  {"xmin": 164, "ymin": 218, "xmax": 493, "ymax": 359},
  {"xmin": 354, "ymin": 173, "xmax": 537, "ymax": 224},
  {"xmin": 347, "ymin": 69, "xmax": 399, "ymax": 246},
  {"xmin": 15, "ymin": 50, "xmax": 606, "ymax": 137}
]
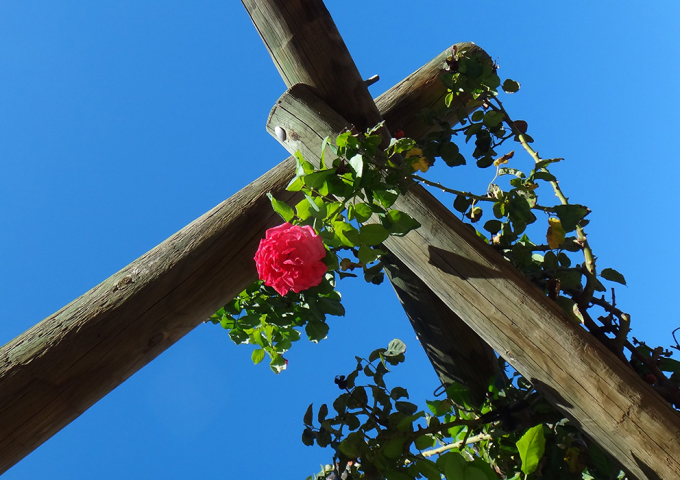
[
  {"xmin": 441, "ymin": 452, "xmax": 466, "ymax": 480},
  {"xmin": 317, "ymin": 403, "xmax": 328, "ymax": 424},
  {"xmin": 295, "ymin": 198, "xmax": 315, "ymax": 221},
  {"xmin": 535, "ymin": 157, "xmax": 564, "ymax": 169},
  {"xmin": 417, "ymin": 458, "xmax": 441, "ymax": 480},
  {"xmin": 305, "ymin": 321, "xmax": 329, "ymax": 343},
  {"xmin": 390, "ymin": 386, "xmax": 409, "ymax": 400},
  {"xmin": 320, "ymin": 136, "xmax": 330, "ymax": 169},
  {"xmin": 498, "ymin": 167, "xmax": 525, "ymax": 178},
  {"xmin": 384, "ymin": 470, "xmax": 414, "ymax": 480},
  {"xmin": 237, "ymin": 314, "xmax": 261, "ymax": 329},
  {"xmin": 502, "ymin": 78, "xmax": 520, "ymax": 93},
  {"xmin": 334, "ymin": 221, "xmax": 361, "ymax": 247},
  {"xmin": 414, "ymin": 434, "xmax": 435, "ymax": 451},
  {"xmin": 532, "ymin": 171, "xmax": 556, "ymax": 182},
  {"xmin": 483, "ymin": 110, "xmax": 504, "ymax": 128},
  {"xmin": 360, "ymin": 224, "xmax": 390, "ymax": 246},
  {"xmin": 369, "ymin": 348, "xmax": 386, "ymax": 362},
  {"xmin": 483, "ymin": 220, "xmax": 502, "ymax": 234},
  {"xmin": 453, "ymin": 194, "xmax": 473, "ymax": 214},
  {"xmin": 385, "ymin": 210, "xmax": 421, "ymax": 236},
  {"xmin": 349, "ymin": 154, "xmax": 364, "ymax": 181},
  {"xmin": 353, "ymin": 203, "xmax": 373, "ymax": 222},
  {"xmin": 301, "ymin": 427, "xmax": 315, "ymax": 446},
  {"xmin": 316, "ymin": 297, "xmax": 345, "ymax": 317},
  {"xmin": 373, "ymin": 189, "xmax": 399, "ymax": 208},
  {"xmin": 358, "ymin": 244, "xmax": 381, "ymax": 265},
  {"xmin": 556, "ymin": 269, "xmax": 583, "ymax": 290},
  {"xmin": 382, "ymin": 435, "xmax": 409, "ymax": 459},
  {"xmin": 302, "ymin": 169, "xmax": 336, "ymax": 190},
  {"xmin": 286, "ymin": 175, "xmax": 304, "ymax": 192},
  {"xmin": 395, "ymin": 401, "xmax": 418, "ymax": 415},
  {"xmin": 304, "ymin": 193, "xmax": 320, "ymax": 212},
  {"xmin": 440, "ymin": 142, "xmax": 465, "ymax": 167},
  {"xmin": 295, "ymin": 151, "xmax": 314, "ymax": 175},
  {"xmin": 659, "ymin": 357, "xmax": 680, "ymax": 374},
  {"xmin": 338, "ymin": 431, "xmax": 365, "ymax": 459},
  {"xmin": 516, "ymin": 424, "xmax": 546, "ymax": 475},
  {"xmin": 446, "ymin": 382, "xmax": 472, "ymax": 408},
  {"xmin": 587, "ymin": 444, "xmax": 617, "ymax": 478},
  {"xmin": 464, "ymin": 466, "xmax": 488, "ymax": 480},
  {"xmin": 553, "ymin": 204, "xmax": 589, "ymax": 232},
  {"xmin": 386, "ymin": 338, "xmax": 407, "ymax": 356},
  {"xmin": 266, "ymin": 193, "xmax": 294, "ymax": 222},
  {"xmin": 335, "ymin": 131, "xmax": 351, "ymax": 148},
  {"xmin": 251, "ymin": 348, "xmax": 266, "ymax": 365},
  {"xmin": 600, "ymin": 268, "xmax": 627, "ymax": 286},
  {"xmin": 303, "ymin": 403, "xmax": 314, "ymax": 426},
  {"xmin": 469, "ymin": 459, "xmax": 498, "ymax": 480},
  {"xmin": 476, "ymin": 156, "xmax": 494, "ymax": 168}
]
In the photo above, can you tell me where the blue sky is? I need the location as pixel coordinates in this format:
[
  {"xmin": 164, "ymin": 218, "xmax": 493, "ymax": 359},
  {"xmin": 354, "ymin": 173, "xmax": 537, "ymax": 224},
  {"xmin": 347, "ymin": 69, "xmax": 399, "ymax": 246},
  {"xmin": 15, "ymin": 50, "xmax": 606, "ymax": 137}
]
[{"xmin": 0, "ymin": 1, "xmax": 678, "ymax": 478}]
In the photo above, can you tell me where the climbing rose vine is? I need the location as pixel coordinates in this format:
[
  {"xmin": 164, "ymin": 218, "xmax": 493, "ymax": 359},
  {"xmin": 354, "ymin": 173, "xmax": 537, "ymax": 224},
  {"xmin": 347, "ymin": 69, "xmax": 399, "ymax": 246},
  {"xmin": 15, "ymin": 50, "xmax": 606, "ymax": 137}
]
[
  {"xmin": 209, "ymin": 46, "xmax": 680, "ymax": 480},
  {"xmin": 254, "ymin": 223, "xmax": 327, "ymax": 296}
]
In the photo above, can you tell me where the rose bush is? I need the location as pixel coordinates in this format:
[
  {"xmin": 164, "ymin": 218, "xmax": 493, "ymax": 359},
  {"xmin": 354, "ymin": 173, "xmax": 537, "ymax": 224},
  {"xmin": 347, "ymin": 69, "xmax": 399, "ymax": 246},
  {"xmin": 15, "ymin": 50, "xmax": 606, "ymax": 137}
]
[{"xmin": 254, "ymin": 223, "xmax": 327, "ymax": 296}]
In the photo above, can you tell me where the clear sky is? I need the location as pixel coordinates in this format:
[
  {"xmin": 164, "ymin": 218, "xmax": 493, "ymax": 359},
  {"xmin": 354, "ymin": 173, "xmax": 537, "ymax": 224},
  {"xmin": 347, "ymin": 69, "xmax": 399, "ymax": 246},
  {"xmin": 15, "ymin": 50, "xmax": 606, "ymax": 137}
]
[{"xmin": 1, "ymin": 1, "xmax": 679, "ymax": 478}]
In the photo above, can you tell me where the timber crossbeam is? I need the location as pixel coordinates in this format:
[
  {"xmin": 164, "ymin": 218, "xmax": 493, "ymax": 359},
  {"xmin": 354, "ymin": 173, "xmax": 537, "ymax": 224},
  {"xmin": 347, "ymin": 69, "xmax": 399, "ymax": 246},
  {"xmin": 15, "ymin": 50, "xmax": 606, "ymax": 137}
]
[{"xmin": 0, "ymin": 1, "xmax": 678, "ymax": 479}]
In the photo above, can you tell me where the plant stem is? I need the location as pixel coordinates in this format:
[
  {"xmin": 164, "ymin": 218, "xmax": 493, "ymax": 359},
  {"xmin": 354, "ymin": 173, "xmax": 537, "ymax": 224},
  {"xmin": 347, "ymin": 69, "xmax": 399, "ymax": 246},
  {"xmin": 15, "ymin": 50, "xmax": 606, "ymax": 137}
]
[
  {"xmin": 411, "ymin": 174, "xmax": 554, "ymax": 213},
  {"xmin": 420, "ymin": 433, "xmax": 492, "ymax": 457},
  {"xmin": 411, "ymin": 175, "xmax": 493, "ymax": 202},
  {"xmin": 493, "ymin": 98, "xmax": 598, "ymax": 306}
]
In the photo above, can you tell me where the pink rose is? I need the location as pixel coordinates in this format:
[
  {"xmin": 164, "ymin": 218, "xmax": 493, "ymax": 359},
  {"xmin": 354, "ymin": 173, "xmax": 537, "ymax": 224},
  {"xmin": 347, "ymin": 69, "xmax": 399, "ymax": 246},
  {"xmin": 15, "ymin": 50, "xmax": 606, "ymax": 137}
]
[{"xmin": 254, "ymin": 223, "xmax": 327, "ymax": 296}]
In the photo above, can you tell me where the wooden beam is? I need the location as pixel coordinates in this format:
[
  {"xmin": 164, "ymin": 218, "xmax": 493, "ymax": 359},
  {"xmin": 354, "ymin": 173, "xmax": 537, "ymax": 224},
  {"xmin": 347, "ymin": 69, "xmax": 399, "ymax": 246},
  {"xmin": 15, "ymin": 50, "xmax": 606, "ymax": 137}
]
[
  {"xmin": 244, "ymin": 0, "xmax": 499, "ymax": 403},
  {"xmin": 266, "ymin": 82, "xmax": 680, "ymax": 480},
  {"xmin": 0, "ymin": 45, "xmax": 479, "ymax": 473}
]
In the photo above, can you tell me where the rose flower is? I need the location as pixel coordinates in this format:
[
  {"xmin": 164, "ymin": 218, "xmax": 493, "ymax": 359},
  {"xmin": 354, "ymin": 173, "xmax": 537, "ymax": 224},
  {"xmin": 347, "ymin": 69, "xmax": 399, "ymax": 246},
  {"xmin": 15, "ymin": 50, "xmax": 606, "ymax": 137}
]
[{"xmin": 254, "ymin": 223, "xmax": 327, "ymax": 296}]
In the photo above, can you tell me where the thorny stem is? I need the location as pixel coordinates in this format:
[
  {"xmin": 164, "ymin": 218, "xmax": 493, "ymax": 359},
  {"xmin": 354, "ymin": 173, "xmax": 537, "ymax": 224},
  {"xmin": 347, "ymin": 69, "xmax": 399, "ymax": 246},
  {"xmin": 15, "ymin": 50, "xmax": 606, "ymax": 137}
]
[
  {"xmin": 420, "ymin": 433, "xmax": 493, "ymax": 458},
  {"xmin": 492, "ymin": 99, "xmax": 598, "ymax": 308},
  {"xmin": 411, "ymin": 418, "xmax": 482, "ymax": 438},
  {"xmin": 411, "ymin": 174, "xmax": 554, "ymax": 213},
  {"xmin": 346, "ymin": 387, "xmax": 384, "ymax": 434}
]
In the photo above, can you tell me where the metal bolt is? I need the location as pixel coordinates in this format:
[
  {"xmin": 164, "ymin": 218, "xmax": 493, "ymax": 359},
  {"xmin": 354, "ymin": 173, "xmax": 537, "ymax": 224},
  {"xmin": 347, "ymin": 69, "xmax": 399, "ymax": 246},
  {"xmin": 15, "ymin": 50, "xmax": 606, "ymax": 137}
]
[{"xmin": 275, "ymin": 126, "xmax": 286, "ymax": 142}]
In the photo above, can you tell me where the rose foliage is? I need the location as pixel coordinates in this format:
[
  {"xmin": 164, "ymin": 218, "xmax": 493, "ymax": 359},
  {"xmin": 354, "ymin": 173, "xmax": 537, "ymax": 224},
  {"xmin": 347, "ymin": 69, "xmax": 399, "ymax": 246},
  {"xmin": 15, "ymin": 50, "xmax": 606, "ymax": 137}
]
[{"xmin": 208, "ymin": 47, "xmax": 680, "ymax": 479}]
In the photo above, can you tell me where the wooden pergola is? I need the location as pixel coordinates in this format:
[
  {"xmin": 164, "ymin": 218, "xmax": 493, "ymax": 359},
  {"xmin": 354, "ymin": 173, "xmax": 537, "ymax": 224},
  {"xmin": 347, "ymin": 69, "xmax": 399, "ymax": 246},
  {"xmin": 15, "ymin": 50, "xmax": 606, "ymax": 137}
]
[{"xmin": 0, "ymin": 1, "xmax": 678, "ymax": 478}]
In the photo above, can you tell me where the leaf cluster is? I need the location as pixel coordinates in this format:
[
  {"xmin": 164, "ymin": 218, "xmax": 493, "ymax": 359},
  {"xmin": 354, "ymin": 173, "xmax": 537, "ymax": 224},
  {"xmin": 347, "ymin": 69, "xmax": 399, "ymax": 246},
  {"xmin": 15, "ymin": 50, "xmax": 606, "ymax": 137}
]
[
  {"xmin": 208, "ymin": 275, "xmax": 343, "ymax": 372},
  {"xmin": 306, "ymin": 341, "xmax": 626, "ymax": 480}
]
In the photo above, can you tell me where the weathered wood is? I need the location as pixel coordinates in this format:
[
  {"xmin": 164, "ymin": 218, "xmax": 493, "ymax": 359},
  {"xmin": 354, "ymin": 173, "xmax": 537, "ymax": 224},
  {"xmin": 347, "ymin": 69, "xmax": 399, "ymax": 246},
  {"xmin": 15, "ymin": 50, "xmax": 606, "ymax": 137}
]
[
  {"xmin": 0, "ymin": 159, "xmax": 299, "ymax": 473},
  {"xmin": 0, "ymin": 45, "xmax": 481, "ymax": 472},
  {"xmin": 384, "ymin": 258, "xmax": 500, "ymax": 405},
  {"xmin": 246, "ymin": 0, "xmax": 499, "ymax": 403},
  {"xmin": 267, "ymin": 83, "xmax": 680, "ymax": 480},
  {"xmin": 242, "ymin": 0, "xmax": 382, "ymax": 133}
]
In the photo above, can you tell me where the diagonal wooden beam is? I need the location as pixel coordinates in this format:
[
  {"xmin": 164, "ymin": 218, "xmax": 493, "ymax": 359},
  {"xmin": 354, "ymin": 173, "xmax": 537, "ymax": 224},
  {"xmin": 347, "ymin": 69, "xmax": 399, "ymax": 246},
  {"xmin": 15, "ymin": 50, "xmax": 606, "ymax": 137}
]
[
  {"xmin": 245, "ymin": 4, "xmax": 680, "ymax": 477},
  {"xmin": 267, "ymin": 71, "xmax": 680, "ymax": 480},
  {"xmin": 243, "ymin": 0, "xmax": 499, "ymax": 405},
  {"xmin": 0, "ymin": 44, "xmax": 481, "ymax": 473}
]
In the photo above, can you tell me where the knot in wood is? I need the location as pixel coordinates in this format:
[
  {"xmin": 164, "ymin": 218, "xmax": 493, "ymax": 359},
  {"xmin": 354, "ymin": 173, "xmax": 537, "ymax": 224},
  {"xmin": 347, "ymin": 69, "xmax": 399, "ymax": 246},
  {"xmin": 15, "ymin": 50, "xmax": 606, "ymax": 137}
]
[{"xmin": 112, "ymin": 275, "xmax": 133, "ymax": 292}]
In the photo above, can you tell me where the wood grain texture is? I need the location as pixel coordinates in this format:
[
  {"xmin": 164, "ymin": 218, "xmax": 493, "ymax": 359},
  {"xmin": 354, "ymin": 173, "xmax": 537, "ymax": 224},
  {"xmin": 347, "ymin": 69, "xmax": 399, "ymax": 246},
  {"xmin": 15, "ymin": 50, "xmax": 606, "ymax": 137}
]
[
  {"xmin": 0, "ymin": 40, "xmax": 484, "ymax": 471},
  {"xmin": 248, "ymin": 0, "xmax": 500, "ymax": 405},
  {"xmin": 242, "ymin": 0, "xmax": 382, "ymax": 132},
  {"xmin": 267, "ymin": 84, "xmax": 680, "ymax": 480},
  {"xmin": 268, "ymin": 81, "xmax": 500, "ymax": 404},
  {"xmin": 0, "ymin": 160, "xmax": 299, "ymax": 473}
]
